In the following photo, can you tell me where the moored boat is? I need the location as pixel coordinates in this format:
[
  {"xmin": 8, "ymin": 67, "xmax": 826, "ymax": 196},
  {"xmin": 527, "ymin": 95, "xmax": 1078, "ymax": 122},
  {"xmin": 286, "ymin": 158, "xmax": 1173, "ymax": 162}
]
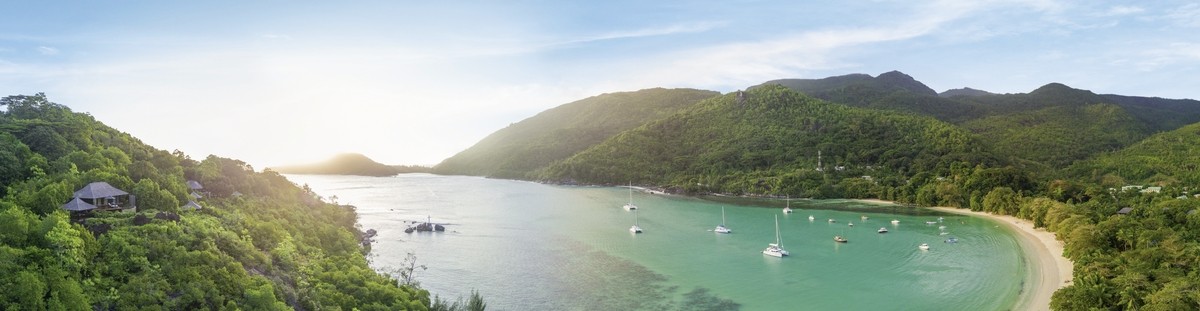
[
  {"xmin": 714, "ymin": 206, "xmax": 732, "ymax": 234},
  {"xmin": 623, "ymin": 182, "xmax": 638, "ymax": 211},
  {"xmin": 629, "ymin": 209, "xmax": 643, "ymax": 233},
  {"xmin": 763, "ymin": 215, "xmax": 789, "ymax": 257}
]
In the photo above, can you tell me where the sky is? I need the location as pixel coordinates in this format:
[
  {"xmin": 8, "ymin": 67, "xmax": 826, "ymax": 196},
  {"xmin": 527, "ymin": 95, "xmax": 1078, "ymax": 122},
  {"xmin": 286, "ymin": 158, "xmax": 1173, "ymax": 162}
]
[{"xmin": 2, "ymin": 1, "xmax": 1199, "ymax": 168}]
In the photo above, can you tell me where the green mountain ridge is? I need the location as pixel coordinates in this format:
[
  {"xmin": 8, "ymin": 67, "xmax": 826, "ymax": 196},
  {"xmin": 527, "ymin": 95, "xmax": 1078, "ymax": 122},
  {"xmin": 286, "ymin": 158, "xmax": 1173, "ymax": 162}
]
[
  {"xmin": 1069, "ymin": 122, "xmax": 1200, "ymax": 186},
  {"xmin": 433, "ymin": 88, "xmax": 719, "ymax": 178},
  {"xmin": 538, "ymin": 85, "xmax": 1003, "ymax": 197},
  {"xmin": 440, "ymin": 71, "xmax": 1200, "ymax": 188},
  {"xmin": 939, "ymin": 87, "xmax": 993, "ymax": 98},
  {"xmin": 762, "ymin": 71, "xmax": 1200, "ymax": 168}
]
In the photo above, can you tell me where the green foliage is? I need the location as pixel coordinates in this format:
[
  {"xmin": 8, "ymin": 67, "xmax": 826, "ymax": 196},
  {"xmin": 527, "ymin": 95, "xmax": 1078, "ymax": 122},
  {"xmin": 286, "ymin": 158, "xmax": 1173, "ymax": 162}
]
[
  {"xmin": 981, "ymin": 187, "xmax": 1020, "ymax": 216},
  {"xmin": 0, "ymin": 94, "xmax": 441, "ymax": 310},
  {"xmin": 540, "ymin": 85, "xmax": 999, "ymax": 199},
  {"xmin": 132, "ymin": 179, "xmax": 179, "ymax": 212},
  {"xmin": 1069, "ymin": 122, "xmax": 1200, "ymax": 187},
  {"xmin": 962, "ymin": 103, "xmax": 1147, "ymax": 168},
  {"xmin": 434, "ymin": 88, "xmax": 720, "ymax": 178}
]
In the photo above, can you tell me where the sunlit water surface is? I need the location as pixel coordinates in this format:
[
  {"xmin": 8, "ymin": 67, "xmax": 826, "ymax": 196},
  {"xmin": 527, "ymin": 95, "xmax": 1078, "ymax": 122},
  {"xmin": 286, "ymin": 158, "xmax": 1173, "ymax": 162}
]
[{"xmin": 286, "ymin": 174, "xmax": 1025, "ymax": 311}]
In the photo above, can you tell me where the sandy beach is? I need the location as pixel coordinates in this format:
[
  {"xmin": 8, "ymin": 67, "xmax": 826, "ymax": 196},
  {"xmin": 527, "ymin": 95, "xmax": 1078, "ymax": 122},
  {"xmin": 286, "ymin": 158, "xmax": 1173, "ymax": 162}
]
[{"xmin": 855, "ymin": 199, "xmax": 1072, "ymax": 310}]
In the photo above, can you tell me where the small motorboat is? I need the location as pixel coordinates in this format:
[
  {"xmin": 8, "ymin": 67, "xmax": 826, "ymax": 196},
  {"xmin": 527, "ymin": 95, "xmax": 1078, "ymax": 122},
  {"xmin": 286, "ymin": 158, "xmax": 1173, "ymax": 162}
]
[
  {"xmin": 808, "ymin": 215, "xmax": 815, "ymax": 221},
  {"xmin": 890, "ymin": 219, "xmax": 900, "ymax": 225},
  {"xmin": 919, "ymin": 243, "xmax": 930, "ymax": 251},
  {"xmin": 860, "ymin": 215, "xmax": 869, "ymax": 220},
  {"xmin": 834, "ymin": 235, "xmax": 848, "ymax": 243},
  {"xmin": 945, "ymin": 237, "xmax": 958, "ymax": 243},
  {"xmin": 937, "ymin": 217, "xmax": 945, "ymax": 222},
  {"xmin": 938, "ymin": 225, "xmax": 947, "ymax": 230},
  {"xmin": 848, "ymin": 222, "xmax": 854, "ymax": 227},
  {"xmin": 828, "ymin": 219, "xmax": 836, "ymax": 223},
  {"xmin": 925, "ymin": 221, "xmax": 938, "ymax": 225},
  {"xmin": 939, "ymin": 232, "xmax": 950, "ymax": 236},
  {"xmin": 878, "ymin": 227, "xmax": 889, "ymax": 233}
]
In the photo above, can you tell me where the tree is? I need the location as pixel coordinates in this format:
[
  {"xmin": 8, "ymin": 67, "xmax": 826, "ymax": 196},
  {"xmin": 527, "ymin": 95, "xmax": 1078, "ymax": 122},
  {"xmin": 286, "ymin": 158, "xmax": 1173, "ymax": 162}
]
[
  {"xmin": 982, "ymin": 187, "xmax": 1019, "ymax": 215},
  {"xmin": 132, "ymin": 179, "xmax": 179, "ymax": 212}
]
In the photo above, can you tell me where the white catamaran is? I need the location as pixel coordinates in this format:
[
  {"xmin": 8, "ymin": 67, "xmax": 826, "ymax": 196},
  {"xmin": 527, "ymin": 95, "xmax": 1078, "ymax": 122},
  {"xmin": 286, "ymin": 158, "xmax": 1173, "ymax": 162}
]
[
  {"xmin": 763, "ymin": 214, "xmax": 789, "ymax": 257},
  {"xmin": 714, "ymin": 206, "xmax": 732, "ymax": 234},
  {"xmin": 629, "ymin": 209, "xmax": 643, "ymax": 233},
  {"xmin": 783, "ymin": 195, "xmax": 793, "ymax": 214},
  {"xmin": 623, "ymin": 182, "xmax": 638, "ymax": 211}
]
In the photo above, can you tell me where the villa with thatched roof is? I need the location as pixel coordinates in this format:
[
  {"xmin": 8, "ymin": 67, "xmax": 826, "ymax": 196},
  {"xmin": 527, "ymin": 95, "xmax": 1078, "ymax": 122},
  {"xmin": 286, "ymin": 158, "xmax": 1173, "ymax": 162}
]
[
  {"xmin": 64, "ymin": 181, "xmax": 137, "ymax": 214},
  {"xmin": 182, "ymin": 200, "xmax": 203, "ymax": 211}
]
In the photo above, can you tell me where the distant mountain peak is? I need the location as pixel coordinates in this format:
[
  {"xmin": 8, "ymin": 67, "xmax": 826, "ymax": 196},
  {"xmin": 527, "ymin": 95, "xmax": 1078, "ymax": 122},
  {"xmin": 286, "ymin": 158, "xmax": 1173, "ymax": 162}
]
[
  {"xmin": 875, "ymin": 70, "xmax": 938, "ymax": 96},
  {"xmin": 939, "ymin": 87, "xmax": 993, "ymax": 98},
  {"xmin": 270, "ymin": 153, "xmax": 403, "ymax": 176},
  {"xmin": 1031, "ymin": 82, "xmax": 1077, "ymax": 95}
]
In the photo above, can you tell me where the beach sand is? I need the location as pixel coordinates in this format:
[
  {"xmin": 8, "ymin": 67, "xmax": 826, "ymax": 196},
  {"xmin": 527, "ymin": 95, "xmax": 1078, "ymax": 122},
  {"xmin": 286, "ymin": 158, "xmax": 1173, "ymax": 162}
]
[{"xmin": 855, "ymin": 199, "xmax": 1072, "ymax": 310}]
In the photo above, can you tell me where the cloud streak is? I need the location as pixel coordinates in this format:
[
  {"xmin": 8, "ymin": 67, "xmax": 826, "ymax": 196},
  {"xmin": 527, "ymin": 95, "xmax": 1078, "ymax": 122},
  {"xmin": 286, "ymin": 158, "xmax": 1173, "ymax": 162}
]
[{"xmin": 37, "ymin": 46, "xmax": 59, "ymax": 55}]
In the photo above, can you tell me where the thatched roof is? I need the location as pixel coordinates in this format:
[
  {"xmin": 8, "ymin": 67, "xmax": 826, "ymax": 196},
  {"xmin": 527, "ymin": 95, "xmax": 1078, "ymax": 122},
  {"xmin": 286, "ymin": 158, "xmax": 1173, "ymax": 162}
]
[
  {"xmin": 186, "ymin": 180, "xmax": 203, "ymax": 190},
  {"xmin": 73, "ymin": 182, "xmax": 128, "ymax": 199},
  {"xmin": 62, "ymin": 197, "xmax": 98, "ymax": 211},
  {"xmin": 182, "ymin": 200, "xmax": 203, "ymax": 210}
]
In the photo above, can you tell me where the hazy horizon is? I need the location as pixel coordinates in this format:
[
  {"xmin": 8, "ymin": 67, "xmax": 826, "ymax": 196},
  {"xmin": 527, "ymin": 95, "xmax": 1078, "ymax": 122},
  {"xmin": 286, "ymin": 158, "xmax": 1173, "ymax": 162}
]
[{"xmin": 4, "ymin": 1, "xmax": 1199, "ymax": 169}]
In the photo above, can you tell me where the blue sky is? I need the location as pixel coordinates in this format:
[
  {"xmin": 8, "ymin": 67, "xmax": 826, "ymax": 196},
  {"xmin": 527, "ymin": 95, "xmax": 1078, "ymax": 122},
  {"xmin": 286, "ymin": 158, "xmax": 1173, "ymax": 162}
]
[{"xmin": 3, "ymin": 1, "xmax": 1198, "ymax": 167}]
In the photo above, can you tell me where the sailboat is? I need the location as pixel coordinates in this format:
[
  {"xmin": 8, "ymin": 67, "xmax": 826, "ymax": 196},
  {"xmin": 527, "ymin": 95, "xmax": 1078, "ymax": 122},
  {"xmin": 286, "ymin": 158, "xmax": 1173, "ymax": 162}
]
[
  {"xmin": 623, "ymin": 182, "xmax": 638, "ymax": 211},
  {"xmin": 629, "ymin": 209, "xmax": 643, "ymax": 233},
  {"xmin": 782, "ymin": 195, "xmax": 793, "ymax": 214},
  {"xmin": 714, "ymin": 207, "xmax": 732, "ymax": 233},
  {"xmin": 763, "ymin": 215, "xmax": 790, "ymax": 257}
]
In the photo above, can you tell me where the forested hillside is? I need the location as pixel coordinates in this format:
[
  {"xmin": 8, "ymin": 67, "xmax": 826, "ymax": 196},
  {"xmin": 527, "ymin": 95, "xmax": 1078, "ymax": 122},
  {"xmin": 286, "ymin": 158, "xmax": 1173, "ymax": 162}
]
[
  {"xmin": 433, "ymin": 88, "xmax": 718, "ymax": 178},
  {"xmin": 762, "ymin": 72, "xmax": 1200, "ymax": 169},
  {"xmin": 961, "ymin": 103, "xmax": 1146, "ymax": 168},
  {"xmin": 538, "ymin": 85, "xmax": 1010, "ymax": 201},
  {"xmin": 1068, "ymin": 122, "xmax": 1200, "ymax": 187},
  {"xmin": 758, "ymin": 71, "xmax": 983, "ymax": 123},
  {"xmin": 1103, "ymin": 94, "xmax": 1200, "ymax": 132},
  {"xmin": 0, "ymin": 94, "xmax": 436, "ymax": 310}
]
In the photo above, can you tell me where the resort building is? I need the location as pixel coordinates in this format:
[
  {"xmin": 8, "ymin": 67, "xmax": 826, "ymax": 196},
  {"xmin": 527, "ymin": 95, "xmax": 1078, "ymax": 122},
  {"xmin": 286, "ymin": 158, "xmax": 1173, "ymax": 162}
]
[{"xmin": 63, "ymin": 181, "xmax": 137, "ymax": 214}]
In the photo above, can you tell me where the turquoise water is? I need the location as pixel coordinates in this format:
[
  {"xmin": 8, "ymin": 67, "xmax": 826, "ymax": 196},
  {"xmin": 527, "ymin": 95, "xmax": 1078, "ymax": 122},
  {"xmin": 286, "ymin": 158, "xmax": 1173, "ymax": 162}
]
[{"xmin": 286, "ymin": 174, "xmax": 1026, "ymax": 310}]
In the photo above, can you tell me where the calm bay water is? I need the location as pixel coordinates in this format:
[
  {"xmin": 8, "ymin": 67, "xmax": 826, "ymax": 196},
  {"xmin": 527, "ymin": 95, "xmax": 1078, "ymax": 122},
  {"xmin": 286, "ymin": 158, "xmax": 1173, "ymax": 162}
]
[{"xmin": 285, "ymin": 174, "xmax": 1026, "ymax": 311}]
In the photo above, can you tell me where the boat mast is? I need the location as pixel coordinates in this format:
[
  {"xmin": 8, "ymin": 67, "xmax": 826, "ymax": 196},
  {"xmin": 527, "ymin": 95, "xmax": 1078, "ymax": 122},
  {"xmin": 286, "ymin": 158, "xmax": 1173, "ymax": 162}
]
[
  {"xmin": 628, "ymin": 181, "xmax": 633, "ymax": 205},
  {"xmin": 721, "ymin": 207, "xmax": 726, "ymax": 226},
  {"xmin": 775, "ymin": 214, "xmax": 782, "ymax": 246}
]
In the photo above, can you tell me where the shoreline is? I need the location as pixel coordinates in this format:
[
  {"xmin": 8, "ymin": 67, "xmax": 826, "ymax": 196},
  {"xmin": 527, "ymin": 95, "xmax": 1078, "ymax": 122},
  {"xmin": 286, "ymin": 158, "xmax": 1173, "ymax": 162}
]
[
  {"xmin": 907, "ymin": 204, "xmax": 1072, "ymax": 311},
  {"xmin": 926, "ymin": 206, "xmax": 1072, "ymax": 311}
]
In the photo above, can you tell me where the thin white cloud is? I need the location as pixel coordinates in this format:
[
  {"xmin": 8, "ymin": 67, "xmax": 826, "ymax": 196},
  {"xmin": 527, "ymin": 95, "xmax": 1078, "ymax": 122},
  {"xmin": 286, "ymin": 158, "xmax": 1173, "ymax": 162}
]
[
  {"xmin": 433, "ymin": 21, "xmax": 727, "ymax": 58},
  {"xmin": 1097, "ymin": 5, "xmax": 1144, "ymax": 17},
  {"xmin": 1165, "ymin": 3, "xmax": 1200, "ymax": 27},
  {"xmin": 37, "ymin": 46, "xmax": 59, "ymax": 55},
  {"xmin": 561, "ymin": 21, "xmax": 726, "ymax": 45},
  {"xmin": 261, "ymin": 33, "xmax": 292, "ymax": 40},
  {"xmin": 625, "ymin": 0, "xmax": 1002, "ymax": 89},
  {"xmin": 1137, "ymin": 42, "xmax": 1200, "ymax": 71}
]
